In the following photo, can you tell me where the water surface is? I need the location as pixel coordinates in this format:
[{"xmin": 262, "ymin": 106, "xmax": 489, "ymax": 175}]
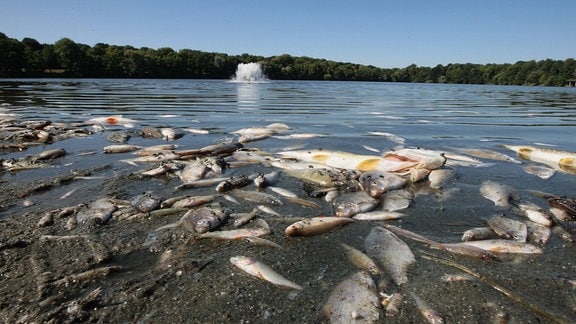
[{"xmin": 1, "ymin": 79, "xmax": 575, "ymax": 322}]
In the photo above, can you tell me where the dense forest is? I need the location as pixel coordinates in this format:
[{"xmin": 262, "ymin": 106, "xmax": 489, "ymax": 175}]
[{"xmin": 1, "ymin": 32, "xmax": 575, "ymax": 86}]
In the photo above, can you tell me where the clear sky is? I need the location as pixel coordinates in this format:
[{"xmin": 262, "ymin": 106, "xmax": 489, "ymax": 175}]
[{"xmin": 1, "ymin": 0, "xmax": 574, "ymax": 68}]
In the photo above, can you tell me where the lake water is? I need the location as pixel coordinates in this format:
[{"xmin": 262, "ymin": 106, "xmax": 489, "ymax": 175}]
[{"xmin": 1, "ymin": 79, "xmax": 576, "ymax": 322}]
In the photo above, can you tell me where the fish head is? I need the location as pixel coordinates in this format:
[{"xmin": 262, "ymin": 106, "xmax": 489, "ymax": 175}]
[{"xmin": 334, "ymin": 202, "xmax": 359, "ymax": 218}]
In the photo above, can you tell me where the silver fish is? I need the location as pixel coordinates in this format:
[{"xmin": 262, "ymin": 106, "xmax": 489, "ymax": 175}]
[
  {"xmin": 456, "ymin": 239, "xmax": 543, "ymax": 254},
  {"xmin": 359, "ymin": 171, "xmax": 407, "ymax": 198},
  {"xmin": 428, "ymin": 168, "xmax": 456, "ymax": 189},
  {"xmin": 160, "ymin": 127, "xmax": 184, "ymax": 140},
  {"xmin": 461, "ymin": 227, "xmax": 498, "ymax": 241},
  {"xmin": 526, "ymin": 222, "xmax": 552, "ymax": 244},
  {"xmin": 285, "ymin": 217, "xmax": 353, "ymax": 236},
  {"xmin": 232, "ymin": 189, "xmax": 283, "ymax": 205},
  {"xmin": 457, "ymin": 148, "xmax": 520, "ymax": 164},
  {"xmin": 322, "ymin": 271, "xmax": 383, "ymax": 323},
  {"xmin": 381, "ymin": 189, "xmax": 413, "ymax": 212},
  {"xmin": 178, "ymin": 159, "xmax": 208, "ymax": 183},
  {"xmin": 103, "ymin": 144, "xmax": 142, "ymax": 154},
  {"xmin": 333, "ymin": 191, "xmax": 379, "ymax": 217},
  {"xmin": 76, "ymin": 198, "xmax": 117, "ymax": 225},
  {"xmin": 199, "ymin": 219, "xmax": 271, "ymax": 240},
  {"xmin": 352, "ymin": 211, "xmax": 405, "ymax": 221},
  {"xmin": 171, "ymin": 194, "xmax": 217, "ymax": 209},
  {"xmin": 364, "ymin": 226, "xmax": 415, "ymax": 285},
  {"xmin": 34, "ymin": 148, "xmax": 67, "ymax": 160},
  {"xmin": 486, "ymin": 214, "xmax": 528, "ymax": 242},
  {"xmin": 253, "ymin": 171, "xmax": 280, "ymax": 188},
  {"xmin": 516, "ymin": 202, "xmax": 553, "ymax": 226},
  {"xmin": 216, "ymin": 175, "xmax": 251, "ymax": 192},
  {"xmin": 479, "ymin": 180, "xmax": 519, "ymax": 207},
  {"xmin": 502, "ymin": 144, "xmax": 576, "ymax": 174},
  {"xmin": 340, "ymin": 243, "xmax": 380, "ymax": 276},
  {"xmin": 230, "ymin": 256, "xmax": 302, "ymax": 290},
  {"xmin": 522, "ymin": 164, "xmax": 555, "ymax": 179}
]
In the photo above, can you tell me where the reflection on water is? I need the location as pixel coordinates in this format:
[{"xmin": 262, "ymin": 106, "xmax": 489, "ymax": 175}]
[{"xmin": 236, "ymin": 83, "xmax": 262, "ymax": 109}]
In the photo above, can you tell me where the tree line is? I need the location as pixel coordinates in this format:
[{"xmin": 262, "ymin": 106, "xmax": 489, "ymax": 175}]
[{"xmin": 1, "ymin": 32, "xmax": 575, "ymax": 86}]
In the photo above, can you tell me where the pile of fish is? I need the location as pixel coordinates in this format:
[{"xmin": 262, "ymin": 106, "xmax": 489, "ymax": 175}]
[{"xmin": 2, "ymin": 114, "xmax": 576, "ymax": 323}]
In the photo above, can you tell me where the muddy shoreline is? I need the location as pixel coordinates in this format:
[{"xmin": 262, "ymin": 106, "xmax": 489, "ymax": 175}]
[{"xmin": 1, "ymin": 116, "xmax": 575, "ymax": 323}]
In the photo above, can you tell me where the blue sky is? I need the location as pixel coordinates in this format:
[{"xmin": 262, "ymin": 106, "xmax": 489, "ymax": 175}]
[{"xmin": 1, "ymin": 0, "xmax": 574, "ymax": 68}]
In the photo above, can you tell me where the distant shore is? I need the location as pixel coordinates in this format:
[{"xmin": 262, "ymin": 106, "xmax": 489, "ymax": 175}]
[{"xmin": 1, "ymin": 32, "xmax": 575, "ymax": 86}]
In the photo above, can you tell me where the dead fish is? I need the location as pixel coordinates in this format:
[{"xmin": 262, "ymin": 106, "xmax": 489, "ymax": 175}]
[
  {"xmin": 121, "ymin": 151, "xmax": 180, "ymax": 164},
  {"xmin": 140, "ymin": 163, "xmax": 177, "ymax": 176},
  {"xmin": 502, "ymin": 144, "xmax": 576, "ymax": 174},
  {"xmin": 461, "ymin": 227, "xmax": 498, "ymax": 242},
  {"xmin": 160, "ymin": 127, "xmax": 184, "ymax": 140},
  {"xmin": 383, "ymin": 148, "xmax": 446, "ymax": 170},
  {"xmin": 267, "ymin": 186, "xmax": 298, "ymax": 198},
  {"xmin": 333, "ymin": 191, "xmax": 379, "ymax": 217},
  {"xmin": 198, "ymin": 219, "xmax": 271, "ymax": 240},
  {"xmin": 216, "ymin": 175, "xmax": 251, "ymax": 192},
  {"xmin": 486, "ymin": 214, "xmax": 528, "ymax": 242},
  {"xmin": 34, "ymin": 148, "xmax": 67, "ymax": 161},
  {"xmin": 359, "ymin": 171, "xmax": 407, "ymax": 198},
  {"xmin": 526, "ymin": 222, "xmax": 552, "ymax": 244},
  {"xmin": 253, "ymin": 171, "xmax": 280, "ymax": 188},
  {"xmin": 76, "ymin": 198, "xmax": 118, "ymax": 225},
  {"xmin": 230, "ymin": 256, "xmax": 302, "ymax": 290},
  {"xmin": 381, "ymin": 189, "xmax": 413, "ymax": 212},
  {"xmin": 281, "ymin": 168, "xmax": 335, "ymax": 187},
  {"xmin": 456, "ymin": 239, "xmax": 543, "ymax": 254},
  {"xmin": 85, "ymin": 115, "xmax": 136, "ymax": 127},
  {"xmin": 479, "ymin": 180, "xmax": 519, "ymax": 207},
  {"xmin": 547, "ymin": 197, "xmax": 576, "ymax": 221},
  {"xmin": 175, "ymin": 142, "xmax": 243, "ymax": 158},
  {"xmin": 232, "ymin": 208, "xmax": 259, "ymax": 227},
  {"xmin": 171, "ymin": 194, "xmax": 217, "ymax": 208},
  {"xmin": 340, "ymin": 243, "xmax": 380, "ymax": 276},
  {"xmin": 103, "ymin": 144, "xmax": 142, "ymax": 154},
  {"xmin": 457, "ymin": 148, "xmax": 520, "ymax": 164},
  {"xmin": 285, "ymin": 216, "xmax": 353, "ymax": 236},
  {"xmin": 515, "ymin": 202, "xmax": 553, "ymax": 226},
  {"xmin": 175, "ymin": 177, "xmax": 228, "ymax": 190},
  {"xmin": 409, "ymin": 292, "xmax": 444, "ymax": 324},
  {"xmin": 410, "ymin": 168, "xmax": 431, "ymax": 183},
  {"xmin": 178, "ymin": 160, "xmax": 208, "ymax": 183},
  {"xmin": 130, "ymin": 192, "xmax": 161, "ymax": 212},
  {"xmin": 232, "ymin": 149, "xmax": 273, "ymax": 165},
  {"xmin": 522, "ymin": 164, "xmax": 555, "ymax": 179},
  {"xmin": 233, "ymin": 123, "xmax": 290, "ymax": 143},
  {"xmin": 135, "ymin": 144, "xmax": 178, "ymax": 156},
  {"xmin": 383, "ymin": 224, "xmax": 498, "ymax": 260},
  {"xmin": 364, "ymin": 226, "xmax": 415, "ymax": 285},
  {"xmin": 244, "ymin": 236, "xmax": 282, "ymax": 249},
  {"xmin": 428, "ymin": 168, "xmax": 456, "ymax": 189},
  {"xmin": 278, "ymin": 149, "xmax": 419, "ymax": 172},
  {"xmin": 179, "ymin": 206, "xmax": 229, "ymax": 234},
  {"xmin": 352, "ymin": 211, "xmax": 405, "ymax": 221},
  {"xmin": 232, "ymin": 189, "xmax": 283, "ymax": 205},
  {"xmin": 322, "ymin": 271, "xmax": 383, "ymax": 323}
]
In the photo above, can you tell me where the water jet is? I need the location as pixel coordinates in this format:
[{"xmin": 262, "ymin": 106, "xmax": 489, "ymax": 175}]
[{"xmin": 231, "ymin": 63, "xmax": 268, "ymax": 83}]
